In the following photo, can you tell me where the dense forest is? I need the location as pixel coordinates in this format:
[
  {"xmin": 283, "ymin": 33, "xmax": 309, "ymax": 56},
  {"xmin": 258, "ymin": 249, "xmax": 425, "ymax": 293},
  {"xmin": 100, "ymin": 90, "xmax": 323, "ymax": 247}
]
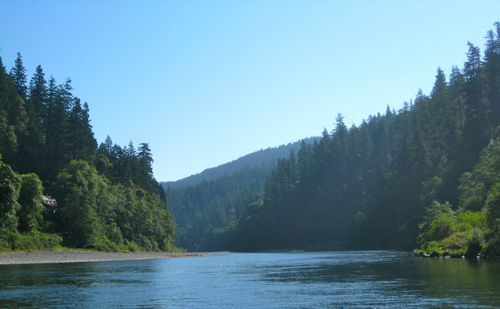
[
  {"xmin": 3, "ymin": 24, "xmax": 499, "ymax": 257},
  {"xmin": 164, "ymin": 139, "xmax": 314, "ymax": 250},
  {"xmin": 233, "ymin": 23, "xmax": 500, "ymax": 255},
  {"xmin": 0, "ymin": 54, "xmax": 175, "ymax": 251},
  {"xmin": 163, "ymin": 140, "xmax": 314, "ymax": 190}
]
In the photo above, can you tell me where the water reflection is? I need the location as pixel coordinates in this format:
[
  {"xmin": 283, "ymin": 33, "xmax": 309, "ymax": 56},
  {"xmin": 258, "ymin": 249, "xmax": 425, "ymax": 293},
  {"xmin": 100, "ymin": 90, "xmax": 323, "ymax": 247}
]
[
  {"xmin": 253, "ymin": 252, "xmax": 500, "ymax": 307},
  {"xmin": 0, "ymin": 260, "xmax": 161, "ymax": 308}
]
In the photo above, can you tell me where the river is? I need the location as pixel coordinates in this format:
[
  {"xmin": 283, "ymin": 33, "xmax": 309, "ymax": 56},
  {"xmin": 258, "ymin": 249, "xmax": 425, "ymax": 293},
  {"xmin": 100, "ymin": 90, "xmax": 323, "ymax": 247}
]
[{"xmin": 1, "ymin": 251, "xmax": 500, "ymax": 308}]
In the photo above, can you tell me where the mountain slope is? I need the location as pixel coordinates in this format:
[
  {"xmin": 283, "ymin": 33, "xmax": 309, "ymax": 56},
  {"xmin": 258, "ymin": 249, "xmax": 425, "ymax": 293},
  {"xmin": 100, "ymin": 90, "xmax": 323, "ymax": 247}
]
[
  {"xmin": 162, "ymin": 138, "xmax": 317, "ymax": 250},
  {"xmin": 236, "ymin": 24, "xmax": 500, "ymax": 253},
  {"xmin": 163, "ymin": 138, "xmax": 317, "ymax": 190}
]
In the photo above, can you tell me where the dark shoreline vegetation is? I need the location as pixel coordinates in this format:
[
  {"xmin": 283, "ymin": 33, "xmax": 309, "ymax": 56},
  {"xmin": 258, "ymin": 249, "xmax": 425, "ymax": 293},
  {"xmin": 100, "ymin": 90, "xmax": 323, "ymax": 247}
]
[
  {"xmin": 0, "ymin": 54, "xmax": 176, "ymax": 252},
  {"xmin": 165, "ymin": 23, "xmax": 500, "ymax": 258},
  {"xmin": 2, "ymin": 23, "xmax": 500, "ymax": 258}
]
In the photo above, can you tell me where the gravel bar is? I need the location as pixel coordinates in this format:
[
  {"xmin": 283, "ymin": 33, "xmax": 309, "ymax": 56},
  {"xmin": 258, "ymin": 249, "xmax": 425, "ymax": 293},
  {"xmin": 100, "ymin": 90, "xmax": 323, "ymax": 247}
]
[{"xmin": 0, "ymin": 251, "xmax": 211, "ymax": 265}]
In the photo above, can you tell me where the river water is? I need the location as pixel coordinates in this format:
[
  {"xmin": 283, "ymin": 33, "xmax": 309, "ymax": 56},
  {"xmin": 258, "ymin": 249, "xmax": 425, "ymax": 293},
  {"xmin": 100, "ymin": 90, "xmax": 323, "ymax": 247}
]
[{"xmin": 1, "ymin": 251, "xmax": 500, "ymax": 308}]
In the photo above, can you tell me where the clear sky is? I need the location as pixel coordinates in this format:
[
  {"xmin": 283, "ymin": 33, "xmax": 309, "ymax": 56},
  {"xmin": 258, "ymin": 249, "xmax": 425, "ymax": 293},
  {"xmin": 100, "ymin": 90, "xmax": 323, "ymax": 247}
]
[{"xmin": 1, "ymin": 1, "xmax": 499, "ymax": 181}]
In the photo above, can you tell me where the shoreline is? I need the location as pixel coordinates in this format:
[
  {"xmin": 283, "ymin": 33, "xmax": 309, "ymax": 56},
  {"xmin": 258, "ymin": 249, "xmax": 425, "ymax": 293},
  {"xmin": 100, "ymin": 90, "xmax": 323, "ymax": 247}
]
[{"xmin": 0, "ymin": 251, "xmax": 221, "ymax": 266}]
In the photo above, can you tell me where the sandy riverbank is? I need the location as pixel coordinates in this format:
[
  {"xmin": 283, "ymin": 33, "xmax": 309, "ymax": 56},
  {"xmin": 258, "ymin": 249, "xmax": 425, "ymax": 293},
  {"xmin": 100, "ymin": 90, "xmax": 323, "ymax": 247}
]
[{"xmin": 0, "ymin": 251, "xmax": 215, "ymax": 265}]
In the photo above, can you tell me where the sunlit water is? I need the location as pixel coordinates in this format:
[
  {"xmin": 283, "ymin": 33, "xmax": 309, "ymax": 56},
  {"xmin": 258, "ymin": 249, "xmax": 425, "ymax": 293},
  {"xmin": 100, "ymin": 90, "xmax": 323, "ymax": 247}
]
[{"xmin": 1, "ymin": 251, "xmax": 500, "ymax": 308}]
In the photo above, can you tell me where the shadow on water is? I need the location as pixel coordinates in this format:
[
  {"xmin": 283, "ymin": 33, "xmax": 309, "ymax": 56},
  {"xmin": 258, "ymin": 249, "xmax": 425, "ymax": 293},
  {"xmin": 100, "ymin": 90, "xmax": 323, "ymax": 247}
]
[
  {"xmin": 0, "ymin": 260, "xmax": 159, "ymax": 308},
  {"xmin": 252, "ymin": 251, "xmax": 500, "ymax": 307}
]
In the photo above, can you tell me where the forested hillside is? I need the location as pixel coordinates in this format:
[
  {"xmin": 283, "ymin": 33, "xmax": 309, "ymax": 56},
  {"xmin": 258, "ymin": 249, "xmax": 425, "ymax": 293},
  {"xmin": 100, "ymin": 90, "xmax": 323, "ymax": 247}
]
[
  {"xmin": 0, "ymin": 54, "xmax": 175, "ymax": 251},
  {"xmin": 164, "ymin": 139, "xmax": 315, "ymax": 250},
  {"xmin": 236, "ymin": 23, "xmax": 500, "ymax": 255},
  {"xmin": 164, "ymin": 140, "xmax": 313, "ymax": 190}
]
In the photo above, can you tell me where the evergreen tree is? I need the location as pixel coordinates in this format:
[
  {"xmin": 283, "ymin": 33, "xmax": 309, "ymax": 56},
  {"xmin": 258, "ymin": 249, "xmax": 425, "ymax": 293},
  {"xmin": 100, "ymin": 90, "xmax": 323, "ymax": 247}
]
[
  {"xmin": 462, "ymin": 43, "xmax": 491, "ymax": 170},
  {"xmin": 0, "ymin": 52, "xmax": 175, "ymax": 252},
  {"xmin": 0, "ymin": 59, "xmax": 19, "ymax": 162},
  {"xmin": 65, "ymin": 99, "xmax": 96, "ymax": 160},
  {"xmin": 44, "ymin": 77, "xmax": 68, "ymax": 181},
  {"xmin": 28, "ymin": 65, "xmax": 47, "ymax": 119},
  {"xmin": 235, "ymin": 25, "xmax": 500, "ymax": 251},
  {"xmin": 485, "ymin": 22, "xmax": 500, "ymax": 128},
  {"xmin": 9, "ymin": 52, "xmax": 27, "ymax": 99},
  {"xmin": 18, "ymin": 65, "xmax": 47, "ymax": 174},
  {"xmin": 137, "ymin": 142, "xmax": 154, "ymax": 190},
  {"xmin": 0, "ymin": 57, "xmax": 26, "ymax": 165}
]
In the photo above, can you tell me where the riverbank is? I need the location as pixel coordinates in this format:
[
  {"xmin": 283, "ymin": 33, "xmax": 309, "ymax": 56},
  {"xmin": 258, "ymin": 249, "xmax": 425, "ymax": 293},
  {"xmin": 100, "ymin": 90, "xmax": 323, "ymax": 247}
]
[{"xmin": 0, "ymin": 251, "xmax": 216, "ymax": 265}]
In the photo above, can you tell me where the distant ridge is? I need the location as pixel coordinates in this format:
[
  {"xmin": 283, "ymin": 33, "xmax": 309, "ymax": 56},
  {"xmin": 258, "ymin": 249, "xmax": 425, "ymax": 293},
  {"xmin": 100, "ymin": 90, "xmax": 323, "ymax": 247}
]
[
  {"xmin": 162, "ymin": 137, "xmax": 318, "ymax": 190},
  {"xmin": 161, "ymin": 137, "xmax": 319, "ymax": 250}
]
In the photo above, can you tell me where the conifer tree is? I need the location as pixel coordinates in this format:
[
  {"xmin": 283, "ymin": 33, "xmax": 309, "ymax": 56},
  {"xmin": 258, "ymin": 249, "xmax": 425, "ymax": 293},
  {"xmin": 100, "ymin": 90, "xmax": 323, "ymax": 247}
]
[
  {"xmin": 0, "ymin": 57, "xmax": 28, "ymax": 167},
  {"xmin": 44, "ymin": 77, "xmax": 68, "ymax": 181},
  {"xmin": 485, "ymin": 22, "xmax": 500, "ymax": 128},
  {"xmin": 138, "ymin": 143, "xmax": 154, "ymax": 190},
  {"xmin": 9, "ymin": 52, "xmax": 27, "ymax": 100},
  {"xmin": 18, "ymin": 65, "xmax": 48, "ymax": 174},
  {"xmin": 462, "ymin": 43, "xmax": 491, "ymax": 170}
]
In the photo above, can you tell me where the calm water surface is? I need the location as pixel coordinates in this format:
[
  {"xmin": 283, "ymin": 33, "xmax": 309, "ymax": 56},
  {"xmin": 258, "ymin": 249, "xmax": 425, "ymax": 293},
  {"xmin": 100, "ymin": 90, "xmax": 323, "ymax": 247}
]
[{"xmin": 1, "ymin": 251, "xmax": 500, "ymax": 308}]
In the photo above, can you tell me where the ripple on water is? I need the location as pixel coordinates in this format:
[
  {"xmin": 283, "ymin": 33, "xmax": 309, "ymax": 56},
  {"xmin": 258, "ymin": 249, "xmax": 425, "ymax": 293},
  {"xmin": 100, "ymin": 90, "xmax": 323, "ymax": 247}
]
[{"xmin": 1, "ymin": 252, "xmax": 500, "ymax": 308}]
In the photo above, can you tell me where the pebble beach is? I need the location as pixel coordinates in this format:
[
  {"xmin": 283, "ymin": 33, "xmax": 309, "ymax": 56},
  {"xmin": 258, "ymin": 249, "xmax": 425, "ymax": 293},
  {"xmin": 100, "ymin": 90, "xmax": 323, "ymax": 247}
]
[{"xmin": 0, "ymin": 251, "xmax": 207, "ymax": 265}]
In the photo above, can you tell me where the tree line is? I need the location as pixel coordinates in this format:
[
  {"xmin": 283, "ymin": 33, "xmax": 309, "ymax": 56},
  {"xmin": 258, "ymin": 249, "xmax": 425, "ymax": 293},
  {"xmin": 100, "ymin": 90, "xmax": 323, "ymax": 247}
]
[
  {"xmin": 0, "ymin": 53, "xmax": 175, "ymax": 251},
  {"xmin": 235, "ymin": 23, "xmax": 500, "ymax": 255},
  {"xmin": 164, "ymin": 139, "xmax": 312, "ymax": 251}
]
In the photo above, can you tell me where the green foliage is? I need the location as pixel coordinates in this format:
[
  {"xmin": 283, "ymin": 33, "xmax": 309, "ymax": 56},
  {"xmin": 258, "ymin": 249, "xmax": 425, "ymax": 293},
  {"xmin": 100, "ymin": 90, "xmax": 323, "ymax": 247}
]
[
  {"xmin": 0, "ymin": 231, "xmax": 62, "ymax": 251},
  {"xmin": 54, "ymin": 160, "xmax": 102, "ymax": 247},
  {"xmin": 166, "ymin": 168, "xmax": 271, "ymax": 251},
  {"xmin": 0, "ymin": 57, "xmax": 27, "ymax": 167},
  {"xmin": 53, "ymin": 160, "xmax": 175, "ymax": 251},
  {"xmin": 162, "ymin": 139, "xmax": 311, "ymax": 251},
  {"xmin": 2, "ymin": 23, "xmax": 500, "ymax": 255},
  {"xmin": 95, "ymin": 138, "xmax": 166, "ymax": 198},
  {"xmin": 0, "ymin": 157, "xmax": 60, "ymax": 252},
  {"xmin": 17, "ymin": 173, "xmax": 44, "ymax": 232},
  {"xmin": 417, "ymin": 201, "xmax": 487, "ymax": 257},
  {"xmin": 56, "ymin": 161, "xmax": 174, "ymax": 251},
  {"xmin": 9, "ymin": 53, "xmax": 27, "ymax": 99},
  {"xmin": 0, "ymin": 158, "xmax": 21, "ymax": 232},
  {"xmin": 417, "ymin": 137, "xmax": 500, "ymax": 256},
  {"xmin": 164, "ymin": 139, "xmax": 309, "ymax": 190},
  {"xmin": 235, "ymin": 23, "xmax": 500, "ymax": 252},
  {"xmin": 418, "ymin": 202, "xmax": 455, "ymax": 244},
  {"xmin": 485, "ymin": 182, "xmax": 500, "ymax": 255},
  {"xmin": 451, "ymin": 137, "xmax": 500, "ymax": 256},
  {"xmin": 459, "ymin": 137, "xmax": 500, "ymax": 210},
  {"xmin": 420, "ymin": 241, "xmax": 447, "ymax": 256},
  {"xmin": 0, "ymin": 53, "xmax": 176, "ymax": 252}
]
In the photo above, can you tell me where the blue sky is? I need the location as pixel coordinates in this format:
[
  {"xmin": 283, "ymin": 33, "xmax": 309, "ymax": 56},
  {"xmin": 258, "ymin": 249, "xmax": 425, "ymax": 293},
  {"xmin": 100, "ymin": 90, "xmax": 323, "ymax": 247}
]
[{"xmin": 1, "ymin": 1, "xmax": 499, "ymax": 181}]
